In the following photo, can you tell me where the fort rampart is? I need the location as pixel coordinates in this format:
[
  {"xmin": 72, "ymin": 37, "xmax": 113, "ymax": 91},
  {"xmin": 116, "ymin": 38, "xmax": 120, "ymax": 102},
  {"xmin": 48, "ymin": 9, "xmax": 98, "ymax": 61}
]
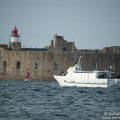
[{"xmin": 0, "ymin": 50, "xmax": 120, "ymax": 81}]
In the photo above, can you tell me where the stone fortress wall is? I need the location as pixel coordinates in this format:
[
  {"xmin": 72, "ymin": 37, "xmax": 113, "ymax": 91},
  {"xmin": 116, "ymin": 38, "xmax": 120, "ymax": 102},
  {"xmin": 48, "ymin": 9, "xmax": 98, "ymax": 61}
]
[{"xmin": 0, "ymin": 33, "xmax": 120, "ymax": 81}]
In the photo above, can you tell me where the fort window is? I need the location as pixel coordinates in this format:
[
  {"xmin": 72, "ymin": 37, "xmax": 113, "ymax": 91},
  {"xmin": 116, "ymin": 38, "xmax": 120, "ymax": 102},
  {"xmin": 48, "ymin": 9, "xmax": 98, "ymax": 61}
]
[
  {"xmin": 3, "ymin": 61, "xmax": 6, "ymax": 67},
  {"xmin": 54, "ymin": 62, "xmax": 58, "ymax": 70},
  {"xmin": 17, "ymin": 61, "xmax": 20, "ymax": 69},
  {"xmin": 63, "ymin": 48, "xmax": 68, "ymax": 52},
  {"xmin": 58, "ymin": 36, "xmax": 62, "ymax": 38},
  {"xmin": 51, "ymin": 40, "xmax": 53, "ymax": 45},
  {"xmin": 34, "ymin": 62, "xmax": 38, "ymax": 69},
  {"xmin": 93, "ymin": 63, "xmax": 97, "ymax": 70},
  {"xmin": 110, "ymin": 51, "xmax": 112, "ymax": 53}
]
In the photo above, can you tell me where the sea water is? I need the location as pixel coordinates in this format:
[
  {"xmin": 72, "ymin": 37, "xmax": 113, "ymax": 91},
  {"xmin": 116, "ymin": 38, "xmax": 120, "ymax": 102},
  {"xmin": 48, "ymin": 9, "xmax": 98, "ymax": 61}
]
[{"xmin": 0, "ymin": 80, "xmax": 120, "ymax": 120}]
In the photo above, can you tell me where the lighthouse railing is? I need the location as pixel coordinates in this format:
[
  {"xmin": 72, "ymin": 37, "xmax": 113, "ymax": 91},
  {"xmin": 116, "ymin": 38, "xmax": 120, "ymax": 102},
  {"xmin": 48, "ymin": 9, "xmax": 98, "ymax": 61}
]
[{"xmin": 10, "ymin": 34, "xmax": 21, "ymax": 37}]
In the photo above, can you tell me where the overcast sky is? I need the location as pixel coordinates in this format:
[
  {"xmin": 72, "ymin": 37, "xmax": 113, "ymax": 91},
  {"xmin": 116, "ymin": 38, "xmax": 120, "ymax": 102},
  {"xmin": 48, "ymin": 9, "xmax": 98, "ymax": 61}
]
[{"xmin": 0, "ymin": 0, "xmax": 120, "ymax": 49}]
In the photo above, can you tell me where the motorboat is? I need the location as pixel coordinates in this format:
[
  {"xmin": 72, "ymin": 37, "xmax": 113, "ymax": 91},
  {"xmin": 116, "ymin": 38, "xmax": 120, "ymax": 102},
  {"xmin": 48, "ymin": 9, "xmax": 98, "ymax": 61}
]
[{"xmin": 54, "ymin": 56, "xmax": 120, "ymax": 88}]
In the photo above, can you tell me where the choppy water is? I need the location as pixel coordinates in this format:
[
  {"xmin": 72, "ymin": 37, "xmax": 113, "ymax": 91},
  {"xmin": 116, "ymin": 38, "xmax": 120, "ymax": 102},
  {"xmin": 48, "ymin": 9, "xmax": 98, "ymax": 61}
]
[{"xmin": 0, "ymin": 80, "xmax": 120, "ymax": 120}]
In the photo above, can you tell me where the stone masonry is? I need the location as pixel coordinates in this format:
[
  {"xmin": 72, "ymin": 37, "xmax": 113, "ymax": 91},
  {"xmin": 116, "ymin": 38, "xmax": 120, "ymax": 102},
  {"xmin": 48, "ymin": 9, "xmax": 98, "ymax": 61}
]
[{"xmin": 0, "ymin": 50, "xmax": 120, "ymax": 81}]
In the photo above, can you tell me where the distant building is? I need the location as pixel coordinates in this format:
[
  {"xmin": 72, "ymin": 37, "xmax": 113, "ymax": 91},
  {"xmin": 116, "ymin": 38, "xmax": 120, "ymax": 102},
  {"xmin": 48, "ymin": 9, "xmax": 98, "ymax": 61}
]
[{"xmin": 0, "ymin": 27, "xmax": 120, "ymax": 81}]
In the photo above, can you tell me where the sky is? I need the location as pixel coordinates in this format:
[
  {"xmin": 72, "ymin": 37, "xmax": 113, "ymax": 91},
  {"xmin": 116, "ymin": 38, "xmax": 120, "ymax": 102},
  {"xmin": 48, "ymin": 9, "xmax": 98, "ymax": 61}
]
[{"xmin": 0, "ymin": 0, "xmax": 120, "ymax": 49}]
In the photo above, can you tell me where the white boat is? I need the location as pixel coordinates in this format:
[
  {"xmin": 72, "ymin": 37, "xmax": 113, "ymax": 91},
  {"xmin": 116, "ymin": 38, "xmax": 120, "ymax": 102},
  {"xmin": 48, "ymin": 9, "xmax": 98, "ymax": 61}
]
[{"xmin": 54, "ymin": 56, "xmax": 120, "ymax": 88}]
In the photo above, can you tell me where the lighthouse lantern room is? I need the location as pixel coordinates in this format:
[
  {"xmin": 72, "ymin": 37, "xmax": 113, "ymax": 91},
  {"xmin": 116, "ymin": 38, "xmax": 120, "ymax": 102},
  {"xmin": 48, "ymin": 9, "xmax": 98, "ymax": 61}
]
[
  {"xmin": 10, "ymin": 26, "xmax": 21, "ymax": 50},
  {"xmin": 10, "ymin": 26, "xmax": 20, "ymax": 42}
]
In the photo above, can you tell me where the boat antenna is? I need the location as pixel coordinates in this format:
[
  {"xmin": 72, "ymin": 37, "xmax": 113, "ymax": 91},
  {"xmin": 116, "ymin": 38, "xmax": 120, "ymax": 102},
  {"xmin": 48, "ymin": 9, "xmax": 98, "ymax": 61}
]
[
  {"xmin": 72, "ymin": 37, "xmax": 75, "ymax": 66},
  {"xmin": 81, "ymin": 56, "xmax": 83, "ymax": 66},
  {"xmin": 80, "ymin": 49, "xmax": 83, "ymax": 66},
  {"xmin": 78, "ymin": 56, "xmax": 82, "ymax": 66}
]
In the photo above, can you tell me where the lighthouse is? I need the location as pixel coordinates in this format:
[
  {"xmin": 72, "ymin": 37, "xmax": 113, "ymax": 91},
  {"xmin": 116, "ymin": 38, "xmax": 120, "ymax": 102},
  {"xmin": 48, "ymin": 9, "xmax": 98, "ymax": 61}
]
[{"xmin": 10, "ymin": 26, "xmax": 21, "ymax": 50}]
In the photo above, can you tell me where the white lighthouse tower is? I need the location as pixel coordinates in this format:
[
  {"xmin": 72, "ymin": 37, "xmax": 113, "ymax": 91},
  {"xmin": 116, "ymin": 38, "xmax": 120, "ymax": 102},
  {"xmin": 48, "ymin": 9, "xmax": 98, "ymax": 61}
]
[{"xmin": 10, "ymin": 26, "xmax": 21, "ymax": 50}]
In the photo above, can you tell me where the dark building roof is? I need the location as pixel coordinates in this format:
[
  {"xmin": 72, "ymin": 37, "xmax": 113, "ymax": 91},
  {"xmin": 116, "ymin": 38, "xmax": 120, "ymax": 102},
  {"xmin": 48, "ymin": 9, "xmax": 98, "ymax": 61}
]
[{"xmin": 26, "ymin": 48, "xmax": 48, "ymax": 51}]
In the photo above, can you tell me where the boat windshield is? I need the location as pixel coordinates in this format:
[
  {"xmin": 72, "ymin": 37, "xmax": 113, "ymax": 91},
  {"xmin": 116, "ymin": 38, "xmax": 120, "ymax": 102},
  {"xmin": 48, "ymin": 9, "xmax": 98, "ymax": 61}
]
[{"xmin": 59, "ymin": 71, "xmax": 68, "ymax": 76}]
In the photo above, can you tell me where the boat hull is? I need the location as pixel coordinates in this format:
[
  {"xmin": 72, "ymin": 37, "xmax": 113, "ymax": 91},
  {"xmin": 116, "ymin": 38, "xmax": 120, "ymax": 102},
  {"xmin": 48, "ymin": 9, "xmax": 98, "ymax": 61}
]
[{"xmin": 54, "ymin": 75, "xmax": 120, "ymax": 88}]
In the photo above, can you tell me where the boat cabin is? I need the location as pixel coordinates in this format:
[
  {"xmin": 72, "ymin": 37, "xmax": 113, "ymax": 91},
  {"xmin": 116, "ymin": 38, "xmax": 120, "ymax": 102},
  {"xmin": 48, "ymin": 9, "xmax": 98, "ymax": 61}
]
[
  {"xmin": 96, "ymin": 71, "xmax": 113, "ymax": 79},
  {"xmin": 73, "ymin": 64, "xmax": 82, "ymax": 72}
]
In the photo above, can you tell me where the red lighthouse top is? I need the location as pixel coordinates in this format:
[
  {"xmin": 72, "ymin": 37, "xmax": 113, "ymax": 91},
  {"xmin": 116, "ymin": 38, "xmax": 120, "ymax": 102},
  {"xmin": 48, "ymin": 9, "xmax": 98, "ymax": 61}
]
[
  {"xmin": 10, "ymin": 26, "xmax": 20, "ymax": 37},
  {"xmin": 13, "ymin": 26, "xmax": 18, "ymax": 32}
]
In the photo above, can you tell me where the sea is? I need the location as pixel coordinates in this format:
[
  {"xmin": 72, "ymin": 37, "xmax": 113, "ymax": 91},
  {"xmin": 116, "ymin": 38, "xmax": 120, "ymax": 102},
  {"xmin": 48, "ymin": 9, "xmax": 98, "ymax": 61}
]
[{"xmin": 0, "ymin": 80, "xmax": 120, "ymax": 120}]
